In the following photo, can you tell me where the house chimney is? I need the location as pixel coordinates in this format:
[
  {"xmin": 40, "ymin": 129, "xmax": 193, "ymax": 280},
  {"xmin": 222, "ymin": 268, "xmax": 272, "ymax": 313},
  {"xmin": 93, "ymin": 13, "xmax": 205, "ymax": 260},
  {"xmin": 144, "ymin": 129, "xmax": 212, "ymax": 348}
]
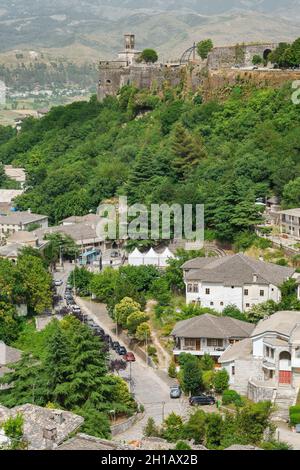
[
  {"xmin": 43, "ymin": 426, "xmax": 57, "ymax": 449},
  {"xmin": 53, "ymin": 410, "xmax": 64, "ymax": 425}
]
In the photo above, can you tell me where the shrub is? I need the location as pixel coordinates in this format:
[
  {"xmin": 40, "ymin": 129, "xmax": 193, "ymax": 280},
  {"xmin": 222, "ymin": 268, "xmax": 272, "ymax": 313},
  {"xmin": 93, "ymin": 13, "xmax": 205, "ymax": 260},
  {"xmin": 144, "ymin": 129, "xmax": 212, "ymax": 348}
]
[
  {"xmin": 222, "ymin": 390, "xmax": 243, "ymax": 407},
  {"xmin": 168, "ymin": 360, "xmax": 177, "ymax": 378},
  {"xmin": 213, "ymin": 369, "xmax": 229, "ymax": 394},
  {"xmin": 143, "ymin": 417, "xmax": 160, "ymax": 437},
  {"xmin": 162, "ymin": 412, "xmax": 184, "ymax": 442},
  {"xmin": 200, "ymin": 353, "xmax": 215, "ymax": 371},
  {"xmin": 175, "ymin": 441, "xmax": 192, "ymax": 450},
  {"xmin": 202, "ymin": 370, "xmax": 215, "ymax": 392},
  {"xmin": 289, "ymin": 405, "xmax": 300, "ymax": 426},
  {"xmin": 183, "ymin": 409, "xmax": 206, "ymax": 444},
  {"xmin": 261, "ymin": 440, "xmax": 291, "ymax": 450},
  {"xmin": 147, "ymin": 345, "xmax": 157, "ymax": 358}
]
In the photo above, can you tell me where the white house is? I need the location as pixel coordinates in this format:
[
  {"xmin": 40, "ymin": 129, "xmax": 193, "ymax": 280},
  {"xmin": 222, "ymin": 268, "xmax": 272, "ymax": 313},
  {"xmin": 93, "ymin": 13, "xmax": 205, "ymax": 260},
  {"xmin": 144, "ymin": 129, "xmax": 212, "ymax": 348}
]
[
  {"xmin": 182, "ymin": 253, "xmax": 296, "ymax": 313},
  {"xmin": 0, "ymin": 211, "xmax": 48, "ymax": 237},
  {"xmin": 219, "ymin": 310, "xmax": 300, "ymax": 418}
]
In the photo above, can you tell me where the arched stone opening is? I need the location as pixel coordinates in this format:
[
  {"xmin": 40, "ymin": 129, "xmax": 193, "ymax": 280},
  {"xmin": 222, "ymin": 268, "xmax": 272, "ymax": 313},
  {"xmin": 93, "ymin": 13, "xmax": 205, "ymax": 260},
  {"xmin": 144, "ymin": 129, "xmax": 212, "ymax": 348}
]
[{"xmin": 263, "ymin": 49, "xmax": 272, "ymax": 62}]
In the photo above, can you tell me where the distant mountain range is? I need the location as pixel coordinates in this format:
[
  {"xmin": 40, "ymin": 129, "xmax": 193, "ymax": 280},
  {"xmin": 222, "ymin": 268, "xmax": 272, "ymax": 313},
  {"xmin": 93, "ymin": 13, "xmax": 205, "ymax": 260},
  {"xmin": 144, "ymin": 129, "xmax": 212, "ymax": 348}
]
[{"xmin": 0, "ymin": 1, "xmax": 300, "ymax": 63}]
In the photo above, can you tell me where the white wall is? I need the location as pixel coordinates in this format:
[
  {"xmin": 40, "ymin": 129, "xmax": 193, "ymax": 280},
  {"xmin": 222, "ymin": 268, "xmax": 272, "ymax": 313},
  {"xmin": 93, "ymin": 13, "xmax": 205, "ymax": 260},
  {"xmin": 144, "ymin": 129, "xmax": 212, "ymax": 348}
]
[
  {"xmin": 186, "ymin": 281, "xmax": 280, "ymax": 313},
  {"xmin": 252, "ymin": 337, "xmax": 264, "ymax": 357}
]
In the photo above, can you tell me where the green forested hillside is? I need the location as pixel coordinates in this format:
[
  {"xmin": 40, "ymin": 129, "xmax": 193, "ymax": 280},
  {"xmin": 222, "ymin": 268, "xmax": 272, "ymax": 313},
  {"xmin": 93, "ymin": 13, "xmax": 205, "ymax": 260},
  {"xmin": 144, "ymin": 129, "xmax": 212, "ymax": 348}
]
[{"xmin": 0, "ymin": 83, "xmax": 300, "ymax": 243}]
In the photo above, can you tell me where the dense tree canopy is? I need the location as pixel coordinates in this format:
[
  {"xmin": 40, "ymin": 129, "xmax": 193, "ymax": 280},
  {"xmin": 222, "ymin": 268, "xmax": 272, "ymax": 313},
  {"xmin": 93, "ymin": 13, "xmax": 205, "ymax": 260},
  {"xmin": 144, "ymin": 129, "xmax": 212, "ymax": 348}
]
[{"xmin": 0, "ymin": 82, "xmax": 299, "ymax": 245}]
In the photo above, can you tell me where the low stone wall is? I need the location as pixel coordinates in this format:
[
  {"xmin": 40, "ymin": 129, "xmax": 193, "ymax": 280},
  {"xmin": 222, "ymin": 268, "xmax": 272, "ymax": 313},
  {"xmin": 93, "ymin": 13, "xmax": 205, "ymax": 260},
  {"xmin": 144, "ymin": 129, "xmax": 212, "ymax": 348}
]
[
  {"xmin": 111, "ymin": 412, "xmax": 144, "ymax": 437},
  {"xmin": 248, "ymin": 379, "xmax": 276, "ymax": 403}
]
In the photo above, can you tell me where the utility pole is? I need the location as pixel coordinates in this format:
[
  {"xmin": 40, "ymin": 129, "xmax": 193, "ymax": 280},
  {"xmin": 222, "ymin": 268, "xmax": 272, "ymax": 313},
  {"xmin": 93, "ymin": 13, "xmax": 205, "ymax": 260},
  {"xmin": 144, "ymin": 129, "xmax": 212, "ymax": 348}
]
[
  {"xmin": 145, "ymin": 330, "xmax": 148, "ymax": 366},
  {"xmin": 73, "ymin": 257, "xmax": 76, "ymax": 296},
  {"xmin": 162, "ymin": 401, "xmax": 166, "ymax": 422},
  {"xmin": 129, "ymin": 361, "xmax": 132, "ymax": 394},
  {"xmin": 59, "ymin": 245, "xmax": 63, "ymax": 269}
]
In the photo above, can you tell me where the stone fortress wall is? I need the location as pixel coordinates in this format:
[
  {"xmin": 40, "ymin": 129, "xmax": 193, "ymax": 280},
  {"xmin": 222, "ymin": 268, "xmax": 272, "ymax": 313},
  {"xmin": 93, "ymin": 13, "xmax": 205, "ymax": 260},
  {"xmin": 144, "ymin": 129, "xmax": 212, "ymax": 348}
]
[{"xmin": 97, "ymin": 35, "xmax": 284, "ymax": 101}]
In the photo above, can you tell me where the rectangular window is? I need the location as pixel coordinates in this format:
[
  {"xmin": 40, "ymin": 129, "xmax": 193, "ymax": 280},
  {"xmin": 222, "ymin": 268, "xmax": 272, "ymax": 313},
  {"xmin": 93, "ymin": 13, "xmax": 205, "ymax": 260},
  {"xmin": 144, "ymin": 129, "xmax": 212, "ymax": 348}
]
[
  {"xmin": 210, "ymin": 302, "xmax": 214, "ymax": 306},
  {"xmin": 205, "ymin": 288, "xmax": 210, "ymax": 295},
  {"xmin": 244, "ymin": 289, "xmax": 249, "ymax": 296},
  {"xmin": 220, "ymin": 302, "xmax": 224, "ymax": 306},
  {"xmin": 246, "ymin": 303, "xmax": 250, "ymax": 308},
  {"xmin": 184, "ymin": 338, "xmax": 196, "ymax": 349},
  {"xmin": 187, "ymin": 284, "xmax": 193, "ymax": 293},
  {"xmin": 207, "ymin": 338, "xmax": 223, "ymax": 347},
  {"xmin": 260, "ymin": 290, "xmax": 265, "ymax": 297},
  {"xmin": 232, "ymin": 366, "xmax": 235, "ymax": 376},
  {"xmin": 193, "ymin": 284, "xmax": 199, "ymax": 293}
]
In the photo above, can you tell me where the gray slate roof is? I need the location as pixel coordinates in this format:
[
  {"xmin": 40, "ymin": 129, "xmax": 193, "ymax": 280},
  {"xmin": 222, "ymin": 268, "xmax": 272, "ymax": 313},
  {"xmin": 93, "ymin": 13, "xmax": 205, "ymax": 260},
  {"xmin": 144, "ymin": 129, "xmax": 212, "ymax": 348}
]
[
  {"xmin": 171, "ymin": 313, "xmax": 255, "ymax": 339},
  {"xmin": 0, "ymin": 404, "xmax": 84, "ymax": 450},
  {"xmin": 36, "ymin": 222, "xmax": 103, "ymax": 243},
  {"xmin": 0, "ymin": 212, "xmax": 48, "ymax": 225},
  {"xmin": 182, "ymin": 253, "xmax": 295, "ymax": 287},
  {"xmin": 252, "ymin": 310, "xmax": 300, "ymax": 338},
  {"xmin": 0, "ymin": 341, "xmax": 22, "ymax": 365},
  {"xmin": 219, "ymin": 338, "xmax": 253, "ymax": 363}
]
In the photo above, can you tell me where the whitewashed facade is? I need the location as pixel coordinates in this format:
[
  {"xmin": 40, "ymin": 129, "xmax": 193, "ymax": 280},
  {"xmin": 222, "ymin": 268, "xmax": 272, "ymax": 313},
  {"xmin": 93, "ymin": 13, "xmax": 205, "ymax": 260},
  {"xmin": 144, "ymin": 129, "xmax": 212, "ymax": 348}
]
[{"xmin": 183, "ymin": 254, "xmax": 295, "ymax": 313}]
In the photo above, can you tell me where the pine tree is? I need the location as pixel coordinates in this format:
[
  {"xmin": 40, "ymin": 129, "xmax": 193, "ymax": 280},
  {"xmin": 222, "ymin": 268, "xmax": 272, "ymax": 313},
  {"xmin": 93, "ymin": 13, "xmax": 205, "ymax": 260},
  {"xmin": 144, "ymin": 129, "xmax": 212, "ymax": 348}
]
[
  {"xmin": 171, "ymin": 124, "xmax": 206, "ymax": 180},
  {"xmin": 44, "ymin": 322, "xmax": 72, "ymax": 407},
  {"xmin": 63, "ymin": 321, "xmax": 110, "ymax": 410},
  {"xmin": 0, "ymin": 353, "xmax": 46, "ymax": 407}
]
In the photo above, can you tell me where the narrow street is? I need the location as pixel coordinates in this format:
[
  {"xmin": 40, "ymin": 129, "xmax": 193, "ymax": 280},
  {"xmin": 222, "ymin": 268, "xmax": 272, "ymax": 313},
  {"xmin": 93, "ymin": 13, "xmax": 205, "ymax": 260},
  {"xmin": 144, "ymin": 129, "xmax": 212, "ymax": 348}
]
[{"xmin": 76, "ymin": 298, "xmax": 189, "ymax": 441}]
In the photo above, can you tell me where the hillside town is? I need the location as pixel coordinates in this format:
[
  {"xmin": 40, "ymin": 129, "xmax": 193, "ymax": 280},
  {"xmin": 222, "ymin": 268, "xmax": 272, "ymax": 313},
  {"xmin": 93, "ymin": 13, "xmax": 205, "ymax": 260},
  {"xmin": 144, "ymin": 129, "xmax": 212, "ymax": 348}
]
[{"xmin": 1, "ymin": 8, "xmax": 300, "ymax": 455}]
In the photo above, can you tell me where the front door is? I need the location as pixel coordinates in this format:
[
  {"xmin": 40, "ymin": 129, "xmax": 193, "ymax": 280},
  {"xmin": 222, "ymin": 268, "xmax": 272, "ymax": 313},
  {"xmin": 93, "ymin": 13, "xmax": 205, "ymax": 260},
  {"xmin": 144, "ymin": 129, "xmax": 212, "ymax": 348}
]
[
  {"xmin": 279, "ymin": 370, "xmax": 292, "ymax": 385},
  {"xmin": 196, "ymin": 339, "xmax": 201, "ymax": 351}
]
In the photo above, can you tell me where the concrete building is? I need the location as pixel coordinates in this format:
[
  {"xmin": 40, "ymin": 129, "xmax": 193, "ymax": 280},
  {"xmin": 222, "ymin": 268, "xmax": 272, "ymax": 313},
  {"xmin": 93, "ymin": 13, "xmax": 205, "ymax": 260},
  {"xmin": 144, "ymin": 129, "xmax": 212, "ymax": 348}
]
[
  {"xmin": 4, "ymin": 165, "xmax": 26, "ymax": 187},
  {"xmin": 171, "ymin": 313, "xmax": 254, "ymax": 365},
  {"xmin": 219, "ymin": 310, "xmax": 300, "ymax": 418},
  {"xmin": 0, "ymin": 211, "xmax": 48, "ymax": 237},
  {"xmin": 182, "ymin": 253, "xmax": 296, "ymax": 313},
  {"xmin": 278, "ymin": 208, "xmax": 300, "ymax": 239},
  {"xmin": 35, "ymin": 222, "xmax": 103, "ymax": 252}
]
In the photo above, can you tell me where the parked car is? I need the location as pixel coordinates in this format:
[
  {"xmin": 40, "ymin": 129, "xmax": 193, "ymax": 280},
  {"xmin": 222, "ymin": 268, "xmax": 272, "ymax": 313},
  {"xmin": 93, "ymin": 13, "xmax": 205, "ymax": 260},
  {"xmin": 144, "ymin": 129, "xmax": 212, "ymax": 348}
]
[
  {"xmin": 117, "ymin": 346, "xmax": 127, "ymax": 356},
  {"xmin": 124, "ymin": 352, "xmax": 136, "ymax": 362},
  {"xmin": 112, "ymin": 341, "xmax": 120, "ymax": 351},
  {"xmin": 72, "ymin": 305, "xmax": 81, "ymax": 314},
  {"xmin": 189, "ymin": 394, "xmax": 216, "ymax": 406},
  {"xmin": 54, "ymin": 279, "xmax": 63, "ymax": 287},
  {"xmin": 170, "ymin": 385, "xmax": 182, "ymax": 399}
]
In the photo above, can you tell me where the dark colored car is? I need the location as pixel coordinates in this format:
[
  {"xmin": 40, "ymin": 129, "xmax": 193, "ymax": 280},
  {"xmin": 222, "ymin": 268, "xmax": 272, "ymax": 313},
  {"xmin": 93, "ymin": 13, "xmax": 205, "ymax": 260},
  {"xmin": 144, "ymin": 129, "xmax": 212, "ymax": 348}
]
[
  {"xmin": 112, "ymin": 341, "xmax": 120, "ymax": 351},
  {"xmin": 189, "ymin": 394, "xmax": 216, "ymax": 406},
  {"xmin": 124, "ymin": 352, "xmax": 136, "ymax": 362},
  {"xmin": 118, "ymin": 346, "xmax": 127, "ymax": 356}
]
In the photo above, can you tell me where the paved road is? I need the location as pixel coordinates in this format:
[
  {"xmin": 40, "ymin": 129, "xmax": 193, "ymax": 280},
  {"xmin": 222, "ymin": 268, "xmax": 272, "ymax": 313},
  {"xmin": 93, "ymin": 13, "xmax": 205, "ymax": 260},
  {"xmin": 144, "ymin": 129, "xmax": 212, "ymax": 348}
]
[
  {"xmin": 76, "ymin": 298, "xmax": 189, "ymax": 442},
  {"xmin": 53, "ymin": 262, "xmax": 74, "ymax": 303},
  {"xmin": 276, "ymin": 424, "xmax": 300, "ymax": 450}
]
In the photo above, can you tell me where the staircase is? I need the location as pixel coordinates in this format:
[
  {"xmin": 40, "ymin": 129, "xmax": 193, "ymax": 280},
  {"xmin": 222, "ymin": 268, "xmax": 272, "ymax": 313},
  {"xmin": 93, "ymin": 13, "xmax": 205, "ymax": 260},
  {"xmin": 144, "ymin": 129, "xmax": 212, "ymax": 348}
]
[{"xmin": 273, "ymin": 387, "xmax": 297, "ymax": 421}]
